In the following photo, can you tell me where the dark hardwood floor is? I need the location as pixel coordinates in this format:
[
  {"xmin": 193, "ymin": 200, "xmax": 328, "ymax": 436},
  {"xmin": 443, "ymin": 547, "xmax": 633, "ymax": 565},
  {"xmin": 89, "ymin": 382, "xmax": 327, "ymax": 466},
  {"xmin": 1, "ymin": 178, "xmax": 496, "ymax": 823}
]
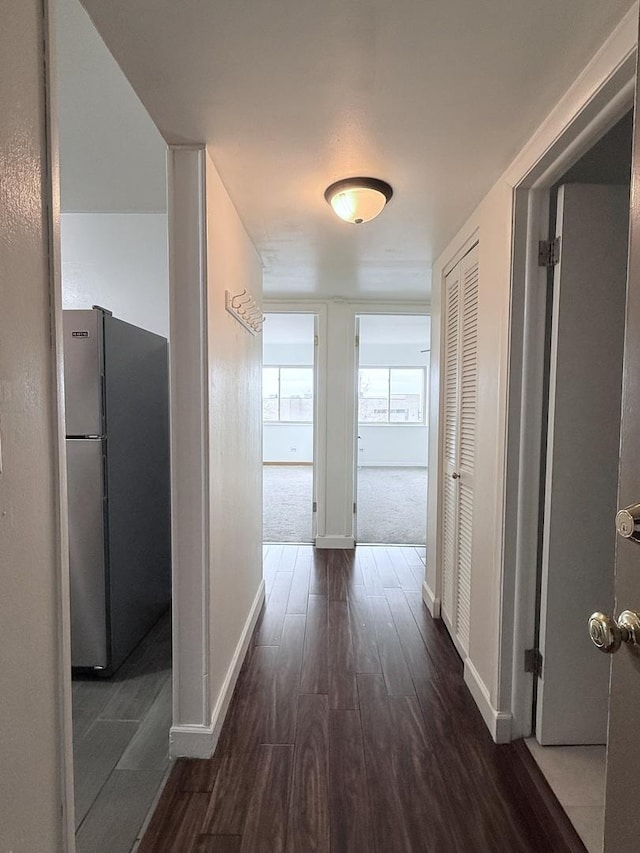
[{"xmin": 138, "ymin": 545, "xmax": 586, "ymax": 853}]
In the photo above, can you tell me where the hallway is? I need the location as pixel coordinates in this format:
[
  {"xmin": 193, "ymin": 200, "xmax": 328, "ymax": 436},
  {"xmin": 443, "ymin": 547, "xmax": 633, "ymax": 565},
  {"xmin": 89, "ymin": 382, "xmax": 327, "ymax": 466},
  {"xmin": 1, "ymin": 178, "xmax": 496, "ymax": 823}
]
[{"xmin": 138, "ymin": 546, "xmax": 585, "ymax": 852}]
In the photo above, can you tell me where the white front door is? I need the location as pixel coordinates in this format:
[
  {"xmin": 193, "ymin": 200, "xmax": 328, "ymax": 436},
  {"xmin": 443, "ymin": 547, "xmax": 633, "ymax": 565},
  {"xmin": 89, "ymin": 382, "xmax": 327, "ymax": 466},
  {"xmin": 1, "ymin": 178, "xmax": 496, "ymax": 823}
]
[{"xmin": 603, "ymin": 100, "xmax": 640, "ymax": 849}]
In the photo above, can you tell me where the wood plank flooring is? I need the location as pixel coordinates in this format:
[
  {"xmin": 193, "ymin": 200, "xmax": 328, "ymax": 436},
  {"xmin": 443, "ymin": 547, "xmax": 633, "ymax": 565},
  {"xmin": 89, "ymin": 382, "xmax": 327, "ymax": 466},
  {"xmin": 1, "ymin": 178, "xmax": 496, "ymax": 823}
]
[{"xmin": 139, "ymin": 546, "xmax": 586, "ymax": 853}]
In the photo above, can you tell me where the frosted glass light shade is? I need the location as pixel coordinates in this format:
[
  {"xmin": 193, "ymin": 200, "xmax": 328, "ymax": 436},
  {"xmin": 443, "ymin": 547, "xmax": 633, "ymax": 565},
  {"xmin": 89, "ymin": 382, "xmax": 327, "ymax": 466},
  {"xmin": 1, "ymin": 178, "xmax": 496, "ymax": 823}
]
[{"xmin": 324, "ymin": 177, "xmax": 393, "ymax": 224}]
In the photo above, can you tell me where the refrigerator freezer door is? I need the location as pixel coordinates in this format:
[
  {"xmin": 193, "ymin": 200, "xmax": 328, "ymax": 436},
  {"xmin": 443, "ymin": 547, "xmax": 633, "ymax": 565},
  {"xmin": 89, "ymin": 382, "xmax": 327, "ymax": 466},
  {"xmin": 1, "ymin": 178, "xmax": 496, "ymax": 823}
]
[
  {"xmin": 63, "ymin": 309, "xmax": 103, "ymax": 436},
  {"xmin": 67, "ymin": 438, "xmax": 108, "ymax": 668}
]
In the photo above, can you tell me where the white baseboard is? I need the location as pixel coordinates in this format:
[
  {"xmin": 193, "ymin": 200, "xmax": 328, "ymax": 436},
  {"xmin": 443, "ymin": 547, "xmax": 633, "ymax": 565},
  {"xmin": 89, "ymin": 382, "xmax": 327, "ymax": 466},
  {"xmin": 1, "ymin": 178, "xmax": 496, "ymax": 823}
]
[
  {"xmin": 168, "ymin": 723, "xmax": 216, "ymax": 760},
  {"xmin": 421, "ymin": 581, "xmax": 440, "ymax": 618},
  {"xmin": 315, "ymin": 535, "xmax": 355, "ymax": 549},
  {"xmin": 358, "ymin": 463, "xmax": 429, "ymax": 468},
  {"xmin": 169, "ymin": 578, "xmax": 266, "ymax": 759},
  {"xmin": 463, "ymin": 658, "xmax": 512, "ymax": 744}
]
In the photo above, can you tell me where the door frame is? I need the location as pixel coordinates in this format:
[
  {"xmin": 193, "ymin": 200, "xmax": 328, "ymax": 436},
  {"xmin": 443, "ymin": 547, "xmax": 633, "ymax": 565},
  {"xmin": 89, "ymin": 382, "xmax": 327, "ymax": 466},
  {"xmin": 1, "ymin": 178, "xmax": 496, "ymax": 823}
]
[
  {"xmin": 46, "ymin": 4, "xmax": 197, "ymax": 847},
  {"xmin": 352, "ymin": 307, "xmax": 432, "ymax": 547},
  {"xmin": 354, "ymin": 315, "xmax": 361, "ymax": 541},
  {"xmin": 45, "ymin": 0, "xmax": 76, "ymax": 846},
  {"xmin": 502, "ymin": 17, "xmax": 637, "ymax": 739},
  {"xmin": 535, "ymin": 183, "xmax": 629, "ymax": 745},
  {"xmin": 261, "ymin": 302, "xmax": 328, "ymax": 542}
]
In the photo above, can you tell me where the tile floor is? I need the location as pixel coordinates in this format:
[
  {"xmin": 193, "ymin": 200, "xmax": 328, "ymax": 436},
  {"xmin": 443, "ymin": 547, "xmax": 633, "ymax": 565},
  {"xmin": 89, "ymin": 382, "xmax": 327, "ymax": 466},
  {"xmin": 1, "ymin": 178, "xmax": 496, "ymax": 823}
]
[
  {"xmin": 72, "ymin": 611, "xmax": 172, "ymax": 853},
  {"xmin": 525, "ymin": 738, "xmax": 606, "ymax": 852}
]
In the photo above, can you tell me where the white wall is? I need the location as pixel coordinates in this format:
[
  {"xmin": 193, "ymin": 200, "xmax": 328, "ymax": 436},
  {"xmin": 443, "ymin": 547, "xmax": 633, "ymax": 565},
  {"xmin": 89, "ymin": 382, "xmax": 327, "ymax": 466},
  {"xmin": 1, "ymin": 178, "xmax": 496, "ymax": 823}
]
[
  {"xmin": 61, "ymin": 212, "xmax": 169, "ymax": 337},
  {"xmin": 427, "ymin": 181, "xmax": 512, "ymax": 730},
  {"xmin": 0, "ymin": 2, "xmax": 68, "ymax": 849},
  {"xmin": 427, "ymin": 171, "xmax": 534, "ymax": 743},
  {"xmin": 57, "ymin": 0, "xmax": 169, "ymax": 341},
  {"xmin": 169, "ymin": 147, "xmax": 264, "ymax": 757},
  {"xmin": 425, "ymin": 7, "xmax": 637, "ymax": 742},
  {"xmin": 426, "ymin": 171, "xmax": 526, "ymax": 740},
  {"xmin": 205, "ymin": 150, "xmax": 264, "ymax": 713},
  {"xmin": 264, "ymin": 424, "xmax": 313, "ymax": 463},
  {"xmin": 358, "ymin": 425, "xmax": 428, "ymax": 467},
  {"xmin": 57, "ymin": 0, "xmax": 167, "ymax": 214}
]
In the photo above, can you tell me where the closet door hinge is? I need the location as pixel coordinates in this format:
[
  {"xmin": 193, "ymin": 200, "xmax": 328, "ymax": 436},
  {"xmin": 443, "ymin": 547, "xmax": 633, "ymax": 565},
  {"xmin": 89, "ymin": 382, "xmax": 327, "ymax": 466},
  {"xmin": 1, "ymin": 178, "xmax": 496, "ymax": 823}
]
[
  {"xmin": 538, "ymin": 237, "xmax": 561, "ymax": 268},
  {"xmin": 312, "ymin": 501, "xmax": 317, "ymax": 512},
  {"xmin": 524, "ymin": 648, "xmax": 543, "ymax": 678},
  {"xmin": 355, "ymin": 335, "xmax": 359, "ymax": 347},
  {"xmin": 353, "ymin": 502, "xmax": 357, "ymax": 514}
]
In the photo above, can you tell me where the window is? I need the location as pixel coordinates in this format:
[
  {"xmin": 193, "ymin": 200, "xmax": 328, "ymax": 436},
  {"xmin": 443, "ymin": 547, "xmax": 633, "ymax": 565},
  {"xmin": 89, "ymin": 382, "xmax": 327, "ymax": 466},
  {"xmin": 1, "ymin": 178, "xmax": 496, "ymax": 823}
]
[
  {"xmin": 358, "ymin": 367, "xmax": 425, "ymax": 424},
  {"xmin": 263, "ymin": 366, "xmax": 313, "ymax": 422}
]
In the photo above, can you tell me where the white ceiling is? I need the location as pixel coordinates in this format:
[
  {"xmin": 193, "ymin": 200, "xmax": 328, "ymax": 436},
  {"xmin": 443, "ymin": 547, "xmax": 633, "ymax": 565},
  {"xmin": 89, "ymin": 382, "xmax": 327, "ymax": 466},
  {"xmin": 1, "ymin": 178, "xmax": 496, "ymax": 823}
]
[{"xmin": 77, "ymin": 0, "xmax": 634, "ymax": 300}]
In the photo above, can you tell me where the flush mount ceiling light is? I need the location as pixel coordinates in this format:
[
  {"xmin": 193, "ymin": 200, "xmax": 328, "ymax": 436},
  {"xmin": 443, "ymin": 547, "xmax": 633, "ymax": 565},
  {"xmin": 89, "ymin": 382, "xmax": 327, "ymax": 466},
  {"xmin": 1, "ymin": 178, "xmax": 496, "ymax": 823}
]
[{"xmin": 324, "ymin": 177, "xmax": 393, "ymax": 224}]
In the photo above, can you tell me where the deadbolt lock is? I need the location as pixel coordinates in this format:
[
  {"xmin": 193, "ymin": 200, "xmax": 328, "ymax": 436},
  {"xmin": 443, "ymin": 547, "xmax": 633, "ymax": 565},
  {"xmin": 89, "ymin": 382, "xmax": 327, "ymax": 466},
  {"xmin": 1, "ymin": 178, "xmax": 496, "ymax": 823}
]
[{"xmin": 615, "ymin": 503, "xmax": 640, "ymax": 542}]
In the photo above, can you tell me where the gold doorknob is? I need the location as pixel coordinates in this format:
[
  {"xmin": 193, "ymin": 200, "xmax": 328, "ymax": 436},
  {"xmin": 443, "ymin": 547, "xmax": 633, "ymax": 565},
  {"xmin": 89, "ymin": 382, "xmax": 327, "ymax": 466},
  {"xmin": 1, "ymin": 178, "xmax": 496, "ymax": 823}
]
[
  {"xmin": 451, "ymin": 472, "xmax": 460, "ymax": 480},
  {"xmin": 588, "ymin": 611, "xmax": 640, "ymax": 654}
]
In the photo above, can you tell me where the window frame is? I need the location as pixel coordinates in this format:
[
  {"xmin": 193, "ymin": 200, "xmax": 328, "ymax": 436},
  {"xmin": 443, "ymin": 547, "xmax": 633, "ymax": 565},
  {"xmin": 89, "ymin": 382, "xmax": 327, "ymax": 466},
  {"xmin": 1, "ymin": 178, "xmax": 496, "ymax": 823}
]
[
  {"xmin": 357, "ymin": 365, "xmax": 428, "ymax": 426},
  {"xmin": 262, "ymin": 364, "xmax": 315, "ymax": 424}
]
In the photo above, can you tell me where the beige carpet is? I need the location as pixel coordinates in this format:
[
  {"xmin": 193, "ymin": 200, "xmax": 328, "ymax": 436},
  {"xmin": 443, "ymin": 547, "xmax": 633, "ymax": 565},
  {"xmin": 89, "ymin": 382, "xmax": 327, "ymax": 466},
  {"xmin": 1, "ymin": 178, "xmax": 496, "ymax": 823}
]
[
  {"xmin": 263, "ymin": 465, "xmax": 314, "ymax": 542},
  {"xmin": 263, "ymin": 465, "xmax": 427, "ymax": 544}
]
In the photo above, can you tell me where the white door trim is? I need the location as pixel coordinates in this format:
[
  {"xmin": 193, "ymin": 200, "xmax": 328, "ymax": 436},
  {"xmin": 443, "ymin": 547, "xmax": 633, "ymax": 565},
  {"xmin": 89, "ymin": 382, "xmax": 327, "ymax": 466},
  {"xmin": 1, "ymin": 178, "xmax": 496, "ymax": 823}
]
[
  {"xmin": 167, "ymin": 146, "xmax": 212, "ymax": 746},
  {"xmin": 502, "ymin": 6, "xmax": 637, "ymax": 739},
  {"xmin": 353, "ymin": 316, "xmax": 361, "ymax": 542},
  {"xmin": 45, "ymin": 0, "xmax": 76, "ymax": 847},
  {"xmin": 353, "ymin": 307, "xmax": 431, "ymax": 548},
  {"xmin": 261, "ymin": 299, "xmax": 430, "ymax": 549}
]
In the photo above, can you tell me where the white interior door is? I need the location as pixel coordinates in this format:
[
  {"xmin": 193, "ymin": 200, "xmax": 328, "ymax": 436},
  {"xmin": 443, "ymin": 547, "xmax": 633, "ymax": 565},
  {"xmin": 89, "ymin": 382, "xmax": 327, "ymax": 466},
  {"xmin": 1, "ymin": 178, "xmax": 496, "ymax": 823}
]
[{"xmin": 536, "ymin": 183, "xmax": 629, "ymax": 744}]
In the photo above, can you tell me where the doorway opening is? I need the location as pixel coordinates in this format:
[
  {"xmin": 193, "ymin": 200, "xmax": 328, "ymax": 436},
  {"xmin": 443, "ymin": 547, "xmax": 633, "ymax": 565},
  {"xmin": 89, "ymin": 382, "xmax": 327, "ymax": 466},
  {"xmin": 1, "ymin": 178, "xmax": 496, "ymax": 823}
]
[
  {"xmin": 263, "ymin": 313, "xmax": 318, "ymax": 543},
  {"xmin": 524, "ymin": 110, "xmax": 633, "ymax": 853},
  {"xmin": 54, "ymin": 0, "xmax": 173, "ymax": 848},
  {"xmin": 354, "ymin": 314, "xmax": 430, "ymax": 546}
]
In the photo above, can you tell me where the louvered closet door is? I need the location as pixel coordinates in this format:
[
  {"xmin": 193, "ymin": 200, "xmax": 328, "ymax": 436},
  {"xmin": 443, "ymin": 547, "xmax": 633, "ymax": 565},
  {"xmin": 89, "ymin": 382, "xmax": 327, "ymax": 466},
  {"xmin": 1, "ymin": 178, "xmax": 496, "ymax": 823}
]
[
  {"xmin": 442, "ymin": 263, "xmax": 460, "ymax": 623},
  {"xmin": 456, "ymin": 245, "xmax": 478, "ymax": 651},
  {"xmin": 441, "ymin": 243, "xmax": 478, "ymax": 654}
]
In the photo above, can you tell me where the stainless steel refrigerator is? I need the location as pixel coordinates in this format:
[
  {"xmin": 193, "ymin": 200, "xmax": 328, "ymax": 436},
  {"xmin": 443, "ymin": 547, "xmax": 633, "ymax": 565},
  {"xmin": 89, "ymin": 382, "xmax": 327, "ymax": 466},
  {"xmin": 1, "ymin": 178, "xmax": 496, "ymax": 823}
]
[{"xmin": 64, "ymin": 307, "xmax": 171, "ymax": 674}]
